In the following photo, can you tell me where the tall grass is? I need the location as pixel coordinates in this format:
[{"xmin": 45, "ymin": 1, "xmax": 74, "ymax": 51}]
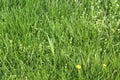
[{"xmin": 0, "ymin": 0, "xmax": 120, "ymax": 80}]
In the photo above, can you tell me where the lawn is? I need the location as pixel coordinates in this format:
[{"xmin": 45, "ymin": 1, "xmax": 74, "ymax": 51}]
[{"xmin": 0, "ymin": 0, "xmax": 120, "ymax": 80}]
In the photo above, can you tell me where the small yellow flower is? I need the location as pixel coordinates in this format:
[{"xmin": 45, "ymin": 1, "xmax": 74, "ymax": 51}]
[
  {"xmin": 102, "ymin": 64, "xmax": 107, "ymax": 67},
  {"xmin": 75, "ymin": 65, "xmax": 81, "ymax": 69}
]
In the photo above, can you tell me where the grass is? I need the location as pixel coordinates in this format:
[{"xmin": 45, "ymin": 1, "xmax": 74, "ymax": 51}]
[{"xmin": 0, "ymin": 0, "xmax": 120, "ymax": 80}]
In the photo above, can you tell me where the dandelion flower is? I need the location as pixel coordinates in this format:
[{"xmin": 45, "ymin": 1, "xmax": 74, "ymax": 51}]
[
  {"xmin": 102, "ymin": 64, "xmax": 107, "ymax": 67},
  {"xmin": 75, "ymin": 65, "xmax": 81, "ymax": 69}
]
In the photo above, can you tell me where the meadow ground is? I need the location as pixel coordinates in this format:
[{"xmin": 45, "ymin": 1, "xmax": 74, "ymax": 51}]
[{"xmin": 0, "ymin": 0, "xmax": 120, "ymax": 80}]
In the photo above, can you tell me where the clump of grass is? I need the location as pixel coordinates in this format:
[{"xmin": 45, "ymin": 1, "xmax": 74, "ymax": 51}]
[{"xmin": 0, "ymin": 0, "xmax": 120, "ymax": 80}]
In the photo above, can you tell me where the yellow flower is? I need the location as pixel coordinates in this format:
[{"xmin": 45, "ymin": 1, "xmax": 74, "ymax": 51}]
[
  {"xmin": 102, "ymin": 64, "xmax": 107, "ymax": 67},
  {"xmin": 75, "ymin": 65, "xmax": 81, "ymax": 69}
]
